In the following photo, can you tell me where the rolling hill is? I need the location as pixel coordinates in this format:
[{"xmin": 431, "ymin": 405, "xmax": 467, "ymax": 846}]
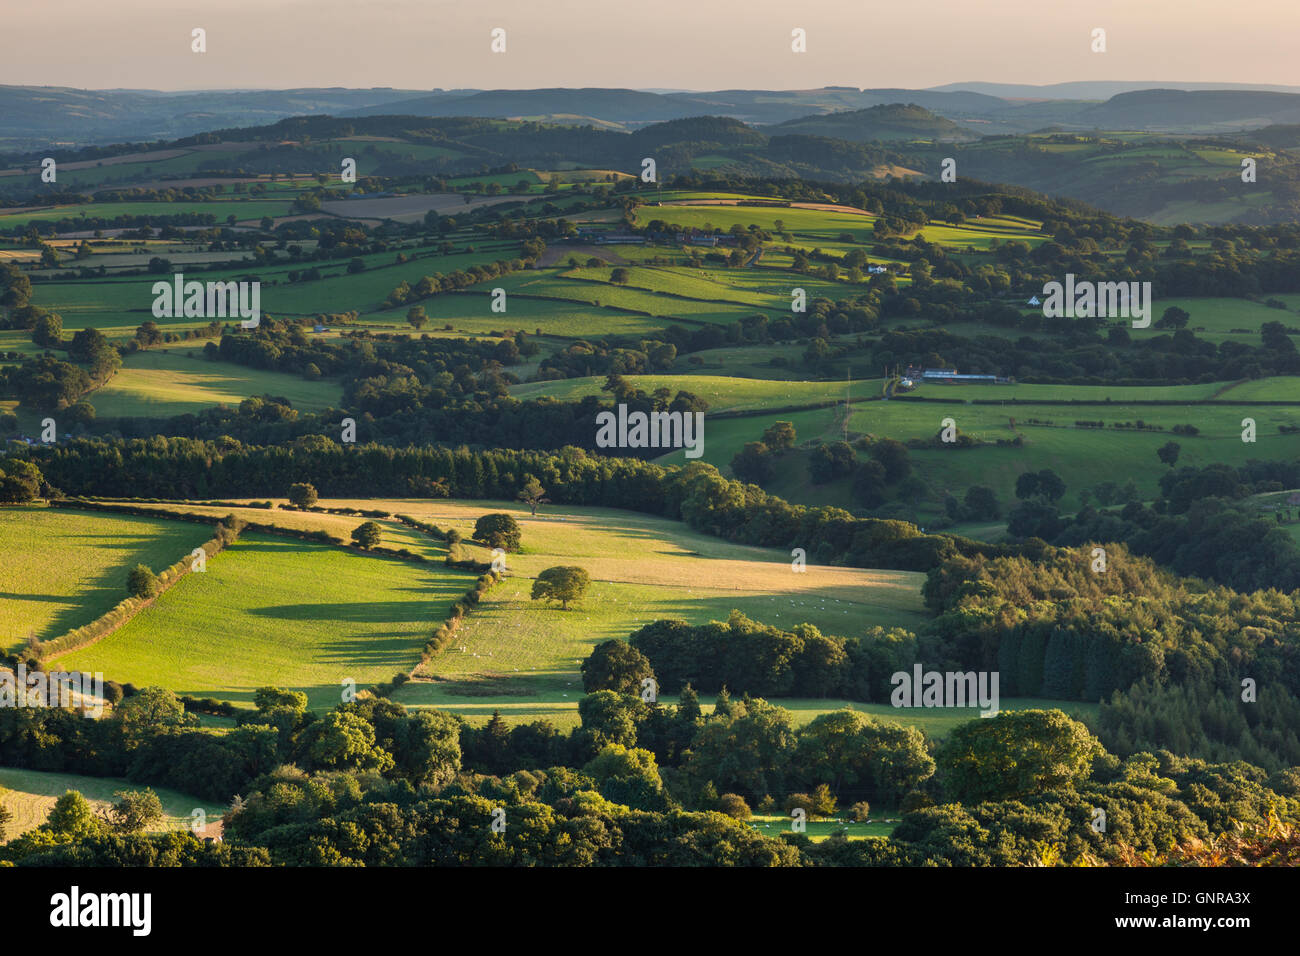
[{"xmin": 769, "ymin": 104, "xmax": 974, "ymax": 142}]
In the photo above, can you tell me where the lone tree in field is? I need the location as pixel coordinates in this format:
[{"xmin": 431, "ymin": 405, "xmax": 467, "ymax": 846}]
[
  {"xmin": 1156, "ymin": 306, "xmax": 1191, "ymax": 330},
  {"xmin": 108, "ymin": 789, "xmax": 164, "ymax": 833},
  {"xmin": 288, "ymin": 482, "xmax": 318, "ymax": 508},
  {"xmin": 582, "ymin": 639, "xmax": 654, "ymax": 694},
  {"xmin": 46, "ymin": 790, "xmax": 100, "ymax": 838},
  {"xmin": 1158, "ymin": 441, "xmax": 1182, "ymax": 468},
  {"xmin": 351, "ymin": 521, "xmax": 382, "ymax": 550},
  {"xmin": 610, "ymin": 267, "xmax": 631, "ymax": 285},
  {"xmin": 474, "ymin": 513, "xmax": 522, "ymax": 551},
  {"xmin": 406, "ymin": 305, "xmax": 428, "ymax": 330},
  {"xmin": 516, "ymin": 476, "xmax": 549, "ymax": 516},
  {"xmin": 531, "ymin": 566, "xmax": 590, "ymax": 610},
  {"xmin": 126, "ymin": 564, "xmax": 160, "ymax": 600}
]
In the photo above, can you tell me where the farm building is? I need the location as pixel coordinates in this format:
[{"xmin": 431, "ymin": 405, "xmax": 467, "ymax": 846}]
[
  {"xmin": 905, "ymin": 366, "xmax": 1010, "ymax": 385},
  {"xmin": 570, "ymin": 229, "xmax": 646, "ymax": 245}
]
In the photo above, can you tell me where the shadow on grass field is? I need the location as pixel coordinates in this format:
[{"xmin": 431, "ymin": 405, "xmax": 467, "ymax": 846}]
[
  {"xmin": 0, "ymin": 505, "xmax": 213, "ymax": 652},
  {"xmin": 51, "ymin": 533, "xmax": 478, "ymax": 710}
]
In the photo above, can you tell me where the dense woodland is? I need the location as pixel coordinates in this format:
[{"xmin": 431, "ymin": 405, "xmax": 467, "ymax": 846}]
[{"xmin": 3, "ymin": 683, "xmax": 1297, "ymax": 866}]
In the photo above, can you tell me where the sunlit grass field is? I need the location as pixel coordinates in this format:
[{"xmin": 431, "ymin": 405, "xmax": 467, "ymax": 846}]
[
  {"xmin": 85, "ymin": 349, "xmax": 344, "ymax": 419},
  {"xmin": 0, "ymin": 767, "xmax": 228, "ymax": 839},
  {"xmin": 0, "ymin": 506, "xmax": 212, "ymax": 652},
  {"xmin": 53, "ymin": 533, "xmax": 477, "ymax": 710}
]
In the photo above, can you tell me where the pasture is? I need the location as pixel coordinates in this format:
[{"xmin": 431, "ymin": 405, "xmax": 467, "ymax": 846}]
[
  {"xmin": 630, "ymin": 379, "xmax": 1300, "ymax": 512},
  {"xmin": 0, "ymin": 506, "xmax": 212, "ymax": 653},
  {"xmin": 24, "ymin": 239, "xmax": 520, "ymax": 333},
  {"xmin": 745, "ymin": 815, "xmax": 896, "ymax": 842},
  {"xmin": 1133, "ymin": 297, "xmax": 1300, "ymax": 343},
  {"xmin": 52, "ymin": 533, "xmax": 478, "ymax": 710},
  {"xmin": 0, "ymin": 199, "xmax": 294, "ymax": 230},
  {"xmin": 510, "ymin": 374, "xmax": 878, "ymax": 413},
  {"xmin": 32, "ymin": 496, "xmax": 937, "ymax": 729},
  {"xmin": 89, "ymin": 502, "xmax": 446, "ymax": 556},
  {"xmin": 85, "ymin": 349, "xmax": 344, "ymax": 419},
  {"xmin": 353, "ymin": 498, "xmax": 932, "ymax": 714}
]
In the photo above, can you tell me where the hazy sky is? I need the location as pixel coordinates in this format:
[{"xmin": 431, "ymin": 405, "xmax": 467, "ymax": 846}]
[{"xmin": 2, "ymin": 0, "xmax": 1297, "ymax": 91}]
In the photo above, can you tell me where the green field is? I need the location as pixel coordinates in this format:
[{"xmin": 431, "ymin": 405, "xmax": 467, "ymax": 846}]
[
  {"xmin": 1133, "ymin": 297, "xmax": 1299, "ymax": 343},
  {"xmin": 371, "ymin": 291, "xmax": 672, "ymax": 338},
  {"xmin": 0, "ymin": 767, "xmax": 228, "ymax": 839},
  {"xmin": 85, "ymin": 349, "xmax": 344, "ymax": 419},
  {"xmin": 53, "ymin": 532, "xmax": 478, "ymax": 710},
  {"xmin": 347, "ymin": 498, "xmax": 932, "ymax": 717},
  {"xmin": 617, "ymin": 380, "xmax": 1300, "ymax": 513},
  {"xmin": 81, "ymin": 501, "xmax": 448, "ymax": 556},
  {"xmin": 651, "ymin": 404, "xmax": 846, "ymax": 473},
  {"xmin": 511, "ymin": 374, "xmax": 878, "ymax": 412},
  {"xmin": 745, "ymin": 814, "xmax": 897, "ymax": 842},
  {"xmin": 483, "ymin": 268, "xmax": 791, "ymax": 327},
  {"xmin": 0, "ymin": 199, "xmax": 294, "ymax": 230},
  {"xmin": 0, "ymin": 506, "xmax": 213, "ymax": 652},
  {"xmin": 636, "ymin": 198, "xmax": 1047, "ymax": 252},
  {"xmin": 852, "ymin": 397, "xmax": 1300, "ymax": 511},
  {"xmin": 22, "ymin": 238, "xmax": 518, "ymax": 335},
  {"xmin": 29, "ymin": 497, "xmax": 935, "ymax": 729}
]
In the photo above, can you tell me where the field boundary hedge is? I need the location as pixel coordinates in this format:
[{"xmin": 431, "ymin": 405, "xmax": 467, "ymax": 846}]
[{"xmin": 49, "ymin": 498, "xmax": 434, "ymax": 564}]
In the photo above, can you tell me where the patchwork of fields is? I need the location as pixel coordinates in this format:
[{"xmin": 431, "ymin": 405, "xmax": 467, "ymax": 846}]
[
  {"xmin": 10, "ymin": 499, "xmax": 945, "ymax": 729},
  {"xmin": 0, "ymin": 498, "xmax": 1106, "ymax": 745},
  {"xmin": 5, "ymin": 176, "xmax": 1300, "ymax": 777}
]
